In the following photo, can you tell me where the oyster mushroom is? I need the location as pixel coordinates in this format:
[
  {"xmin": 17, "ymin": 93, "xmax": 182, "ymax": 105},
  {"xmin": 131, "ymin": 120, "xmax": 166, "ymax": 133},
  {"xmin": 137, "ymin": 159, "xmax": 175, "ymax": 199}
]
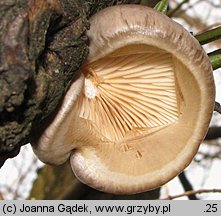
[{"xmin": 31, "ymin": 5, "xmax": 215, "ymax": 194}]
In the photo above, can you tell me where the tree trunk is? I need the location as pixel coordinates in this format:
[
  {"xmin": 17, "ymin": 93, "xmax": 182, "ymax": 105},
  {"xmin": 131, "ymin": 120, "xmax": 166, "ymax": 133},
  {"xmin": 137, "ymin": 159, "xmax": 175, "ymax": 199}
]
[{"xmin": 0, "ymin": 0, "xmax": 141, "ymax": 166}]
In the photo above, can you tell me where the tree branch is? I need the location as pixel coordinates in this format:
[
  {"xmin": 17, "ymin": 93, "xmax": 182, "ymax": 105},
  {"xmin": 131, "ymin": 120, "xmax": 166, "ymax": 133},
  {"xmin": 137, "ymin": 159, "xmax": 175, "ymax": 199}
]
[
  {"xmin": 0, "ymin": 0, "xmax": 141, "ymax": 167},
  {"xmin": 205, "ymin": 126, "xmax": 221, "ymax": 140},
  {"xmin": 195, "ymin": 26, "xmax": 221, "ymax": 45},
  {"xmin": 167, "ymin": 0, "xmax": 190, "ymax": 17},
  {"xmin": 208, "ymin": 50, "xmax": 221, "ymax": 70},
  {"xmin": 178, "ymin": 172, "xmax": 198, "ymax": 200},
  {"xmin": 162, "ymin": 188, "xmax": 221, "ymax": 200}
]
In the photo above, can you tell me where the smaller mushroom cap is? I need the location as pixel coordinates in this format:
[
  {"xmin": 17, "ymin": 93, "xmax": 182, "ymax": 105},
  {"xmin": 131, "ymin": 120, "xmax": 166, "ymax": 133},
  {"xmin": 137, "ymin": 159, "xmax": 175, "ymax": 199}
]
[{"xmin": 31, "ymin": 5, "xmax": 215, "ymax": 194}]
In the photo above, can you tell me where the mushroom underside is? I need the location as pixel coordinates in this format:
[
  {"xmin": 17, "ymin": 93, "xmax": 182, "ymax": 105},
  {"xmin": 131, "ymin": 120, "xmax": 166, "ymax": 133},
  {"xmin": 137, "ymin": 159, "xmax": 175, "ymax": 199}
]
[
  {"xmin": 66, "ymin": 44, "xmax": 204, "ymax": 193},
  {"xmin": 31, "ymin": 4, "xmax": 214, "ymax": 194}
]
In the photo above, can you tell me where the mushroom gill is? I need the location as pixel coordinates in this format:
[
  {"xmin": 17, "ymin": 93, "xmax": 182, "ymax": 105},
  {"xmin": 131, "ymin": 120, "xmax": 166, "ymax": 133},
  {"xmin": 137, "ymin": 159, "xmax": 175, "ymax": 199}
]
[
  {"xmin": 75, "ymin": 45, "xmax": 178, "ymax": 143},
  {"xmin": 31, "ymin": 5, "xmax": 215, "ymax": 194}
]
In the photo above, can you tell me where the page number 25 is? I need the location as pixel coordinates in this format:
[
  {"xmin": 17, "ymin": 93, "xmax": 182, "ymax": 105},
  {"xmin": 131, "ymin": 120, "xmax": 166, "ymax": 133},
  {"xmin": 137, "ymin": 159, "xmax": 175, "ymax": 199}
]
[{"xmin": 204, "ymin": 204, "xmax": 218, "ymax": 213}]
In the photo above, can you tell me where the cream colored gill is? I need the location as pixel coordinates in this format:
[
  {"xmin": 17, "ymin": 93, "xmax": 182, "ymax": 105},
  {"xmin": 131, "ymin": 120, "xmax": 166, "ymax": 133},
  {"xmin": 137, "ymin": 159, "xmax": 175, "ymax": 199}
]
[{"xmin": 74, "ymin": 44, "xmax": 179, "ymax": 143}]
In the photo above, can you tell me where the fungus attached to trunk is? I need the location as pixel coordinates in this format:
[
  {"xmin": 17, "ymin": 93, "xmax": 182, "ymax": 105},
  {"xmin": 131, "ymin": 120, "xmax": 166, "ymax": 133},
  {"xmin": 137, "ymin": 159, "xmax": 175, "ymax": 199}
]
[{"xmin": 31, "ymin": 5, "xmax": 215, "ymax": 194}]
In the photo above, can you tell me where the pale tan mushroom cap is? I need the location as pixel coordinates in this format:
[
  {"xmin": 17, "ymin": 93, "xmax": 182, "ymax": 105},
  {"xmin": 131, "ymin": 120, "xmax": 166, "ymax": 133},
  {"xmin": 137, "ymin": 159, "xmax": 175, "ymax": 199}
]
[{"xmin": 32, "ymin": 5, "xmax": 215, "ymax": 194}]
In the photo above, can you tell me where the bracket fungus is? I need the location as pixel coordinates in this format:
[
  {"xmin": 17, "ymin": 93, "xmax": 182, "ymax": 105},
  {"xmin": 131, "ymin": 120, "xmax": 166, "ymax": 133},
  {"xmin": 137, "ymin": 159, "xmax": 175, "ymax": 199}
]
[{"xmin": 31, "ymin": 5, "xmax": 215, "ymax": 194}]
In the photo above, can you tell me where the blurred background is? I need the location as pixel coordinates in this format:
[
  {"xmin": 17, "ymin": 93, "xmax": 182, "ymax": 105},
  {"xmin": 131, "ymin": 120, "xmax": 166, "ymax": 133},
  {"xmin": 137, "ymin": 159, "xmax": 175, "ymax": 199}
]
[{"xmin": 1, "ymin": 0, "xmax": 221, "ymax": 200}]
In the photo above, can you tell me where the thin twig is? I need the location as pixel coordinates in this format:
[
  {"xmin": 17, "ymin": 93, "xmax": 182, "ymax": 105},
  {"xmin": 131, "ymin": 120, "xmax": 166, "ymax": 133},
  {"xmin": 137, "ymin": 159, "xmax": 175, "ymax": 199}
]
[
  {"xmin": 161, "ymin": 189, "xmax": 221, "ymax": 200},
  {"xmin": 214, "ymin": 101, "xmax": 221, "ymax": 114},
  {"xmin": 13, "ymin": 157, "xmax": 38, "ymax": 199},
  {"xmin": 167, "ymin": 0, "xmax": 190, "ymax": 17},
  {"xmin": 0, "ymin": 192, "xmax": 4, "ymax": 200},
  {"xmin": 178, "ymin": 172, "xmax": 198, "ymax": 200},
  {"xmin": 197, "ymin": 151, "xmax": 221, "ymax": 160},
  {"xmin": 195, "ymin": 26, "xmax": 221, "ymax": 45},
  {"xmin": 0, "ymin": 185, "xmax": 16, "ymax": 198},
  {"xmin": 205, "ymin": 126, "xmax": 221, "ymax": 140}
]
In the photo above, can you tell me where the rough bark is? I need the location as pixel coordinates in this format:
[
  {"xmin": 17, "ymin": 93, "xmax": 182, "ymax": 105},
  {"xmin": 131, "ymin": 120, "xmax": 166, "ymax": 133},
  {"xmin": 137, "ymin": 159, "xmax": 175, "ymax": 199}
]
[{"xmin": 0, "ymin": 0, "xmax": 141, "ymax": 166}]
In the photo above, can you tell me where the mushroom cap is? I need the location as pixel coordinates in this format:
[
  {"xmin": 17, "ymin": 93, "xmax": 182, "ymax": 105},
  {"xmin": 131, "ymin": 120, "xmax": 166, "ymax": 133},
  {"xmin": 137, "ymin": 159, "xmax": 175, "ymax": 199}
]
[{"xmin": 31, "ymin": 5, "xmax": 215, "ymax": 194}]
